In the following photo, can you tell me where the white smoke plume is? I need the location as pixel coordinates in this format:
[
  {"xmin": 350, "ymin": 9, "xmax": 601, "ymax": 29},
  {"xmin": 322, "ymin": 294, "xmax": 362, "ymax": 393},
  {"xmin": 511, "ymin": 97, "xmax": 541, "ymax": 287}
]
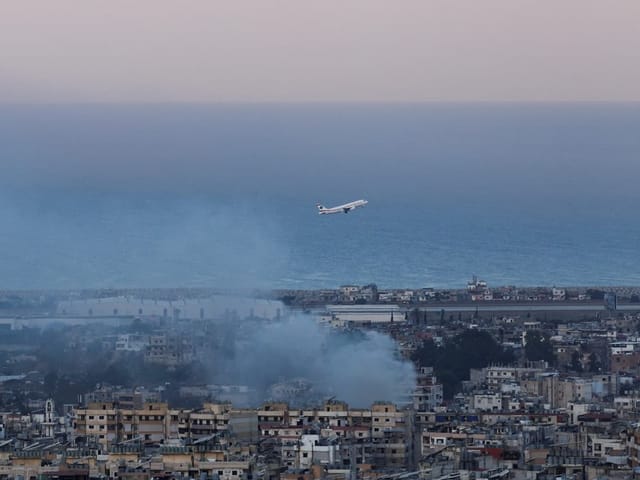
[{"xmin": 209, "ymin": 312, "xmax": 416, "ymax": 407}]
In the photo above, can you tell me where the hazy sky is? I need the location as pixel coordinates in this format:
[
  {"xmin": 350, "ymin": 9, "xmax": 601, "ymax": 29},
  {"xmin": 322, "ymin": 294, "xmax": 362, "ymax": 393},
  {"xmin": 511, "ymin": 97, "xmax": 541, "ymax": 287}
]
[{"xmin": 2, "ymin": 0, "xmax": 640, "ymax": 102}]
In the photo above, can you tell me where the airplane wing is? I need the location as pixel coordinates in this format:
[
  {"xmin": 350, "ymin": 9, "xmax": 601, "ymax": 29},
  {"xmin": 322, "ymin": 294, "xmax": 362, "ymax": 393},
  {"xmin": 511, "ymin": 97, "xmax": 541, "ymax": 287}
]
[{"xmin": 343, "ymin": 207, "xmax": 351, "ymax": 213}]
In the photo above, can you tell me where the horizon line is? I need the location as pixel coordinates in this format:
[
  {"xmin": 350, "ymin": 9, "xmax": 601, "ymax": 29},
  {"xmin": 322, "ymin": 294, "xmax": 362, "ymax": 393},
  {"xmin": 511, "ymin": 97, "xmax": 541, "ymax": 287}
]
[{"xmin": 2, "ymin": 99, "xmax": 640, "ymax": 107}]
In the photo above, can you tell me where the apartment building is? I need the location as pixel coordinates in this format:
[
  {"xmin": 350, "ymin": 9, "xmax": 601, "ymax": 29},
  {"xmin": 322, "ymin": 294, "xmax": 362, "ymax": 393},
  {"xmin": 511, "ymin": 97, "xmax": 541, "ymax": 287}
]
[
  {"xmin": 257, "ymin": 401, "xmax": 414, "ymax": 471},
  {"xmin": 473, "ymin": 393, "xmax": 502, "ymax": 412},
  {"xmin": 413, "ymin": 367, "xmax": 443, "ymax": 411},
  {"xmin": 74, "ymin": 402, "xmax": 255, "ymax": 448},
  {"xmin": 144, "ymin": 334, "xmax": 194, "ymax": 367}
]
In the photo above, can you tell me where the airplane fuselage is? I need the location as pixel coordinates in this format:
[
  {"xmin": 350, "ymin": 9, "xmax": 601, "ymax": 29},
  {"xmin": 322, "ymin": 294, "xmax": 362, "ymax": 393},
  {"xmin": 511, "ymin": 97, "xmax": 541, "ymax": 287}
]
[{"xmin": 317, "ymin": 199, "xmax": 368, "ymax": 215}]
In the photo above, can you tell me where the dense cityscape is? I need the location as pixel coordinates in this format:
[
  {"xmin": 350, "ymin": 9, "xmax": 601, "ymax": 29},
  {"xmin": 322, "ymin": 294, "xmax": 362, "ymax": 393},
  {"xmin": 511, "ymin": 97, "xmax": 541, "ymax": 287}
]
[
  {"xmin": 4, "ymin": 1, "xmax": 640, "ymax": 479},
  {"xmin": 2, "ymin": 280, "xmax": 640, "ymax": 479}
]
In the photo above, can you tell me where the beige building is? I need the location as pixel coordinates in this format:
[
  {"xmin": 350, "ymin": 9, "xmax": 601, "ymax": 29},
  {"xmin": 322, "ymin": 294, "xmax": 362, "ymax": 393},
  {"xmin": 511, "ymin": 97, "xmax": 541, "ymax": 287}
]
[
  {"xmin": 75, "ymin": 402, "xmax": 256, "ymax": 448},
  {"xmin": 257, "ymin": 401, "xmax": 414, "ymax": 470},
  {"xmin": 75, "ymin": 402, "xmax": 178, "ymax": 447},
  {"xmin": 523, "ymin": 374, "xmax": 594, "ymax": 409}
]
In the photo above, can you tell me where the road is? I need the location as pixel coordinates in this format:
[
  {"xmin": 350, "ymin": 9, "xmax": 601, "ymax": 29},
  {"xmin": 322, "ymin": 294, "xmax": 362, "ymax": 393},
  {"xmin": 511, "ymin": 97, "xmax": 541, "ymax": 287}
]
[{"xmin": 417, "ymin": 303, "xmax": 640, "ymax": 313}]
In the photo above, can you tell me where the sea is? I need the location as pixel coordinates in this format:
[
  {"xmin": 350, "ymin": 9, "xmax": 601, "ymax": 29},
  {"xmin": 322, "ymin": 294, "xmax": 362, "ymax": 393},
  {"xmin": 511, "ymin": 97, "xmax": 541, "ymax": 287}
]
[{"xmin": 1, "ymin": 103, "xmax": 639, "ymax": 291}]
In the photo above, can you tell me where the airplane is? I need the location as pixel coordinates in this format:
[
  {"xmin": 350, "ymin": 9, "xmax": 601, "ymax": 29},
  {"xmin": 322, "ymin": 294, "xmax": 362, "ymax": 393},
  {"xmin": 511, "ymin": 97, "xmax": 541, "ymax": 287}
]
[{"xmin": 317, "ymin": 199, "xmax": 368, "ymax": 215}]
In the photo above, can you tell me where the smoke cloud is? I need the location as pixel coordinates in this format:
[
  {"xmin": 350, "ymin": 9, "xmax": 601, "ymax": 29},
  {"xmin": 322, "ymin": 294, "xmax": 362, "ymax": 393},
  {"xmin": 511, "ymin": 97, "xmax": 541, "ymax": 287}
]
[
  {"xmin": 0, "ymin": 188, "xmax": 417, "ymax": 407},
  {"xmin": 208, "ymin": 312, "xmax": 416, "ymax": 407},
  {"xmin": 0, "ymin": 190, "xmax": 289, "ymax": 290}
]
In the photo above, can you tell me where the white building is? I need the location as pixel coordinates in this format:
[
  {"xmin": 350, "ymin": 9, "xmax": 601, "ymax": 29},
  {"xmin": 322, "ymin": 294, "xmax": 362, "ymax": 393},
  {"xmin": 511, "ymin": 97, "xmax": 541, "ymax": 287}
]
[
  {"xmin": 613, "ymin": 396, "xmax": 640, "ymax": 413},
  {"xmin": 115, "ymin": 334, "xmax": 148, "ymax": 352},
  {"xmin": 567, "ymin": 402, "xmax": 591, "ymax": 426},
  {"xmin": 611, "ymin": 342, "xmax": 640, "ymax": 355},
  {"xmin": 322, "ymin": 305, "xmax": 406, "ymax": 325},
  {"xmin": 57, "ymin": 295, "xmax": 283, "ymax": 321},
  {"xmin": 298, "ymin": 434, "xmax": 340, "ymax": 468},
  {"xmin": 486, "ymin": 367, "xmax": 517, "ymax": 387},
  {"xmin": 339, "ymin": 285, "xmax": 361, "ymax": 302},
  {"xmin": 473, "ymin": 393, "xmax": 502, "ymax": 412},
  {"xmin": 552, "ymin": 288, "xmax": 566, "ymax": 301}
]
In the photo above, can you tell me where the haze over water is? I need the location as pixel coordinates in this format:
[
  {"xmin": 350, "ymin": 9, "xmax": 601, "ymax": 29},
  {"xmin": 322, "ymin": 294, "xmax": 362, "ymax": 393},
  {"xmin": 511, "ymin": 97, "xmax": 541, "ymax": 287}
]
[{"xmin": 1, "ymin": 103, "xmax": 639, "ymax": 290}]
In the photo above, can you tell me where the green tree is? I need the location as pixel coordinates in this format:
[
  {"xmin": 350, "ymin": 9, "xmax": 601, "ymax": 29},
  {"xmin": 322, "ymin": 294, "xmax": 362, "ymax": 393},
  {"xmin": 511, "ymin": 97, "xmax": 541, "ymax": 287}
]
[
  {"xmin": 43, "ymin": 371, "xmax": 58, "ymax": 397},
  {"xmin": 412, "ymin": 330, "xmax": 515, "ymax": 399},
  {"xmin": 570, "ymin": 351, "xmax": 583, "ymax": 372},
  {"xmin": 129, "ymin": 318, "xmax": 153, "ymax": 334},
  {"xmin": 588, "ymin": 352, "xmax": 602, "ymax": 372},
  {"xmin": 586, "ymin": 289, "xmax": 605, "ymax": 300},
  {"xmin": 524, "ymin": 330, "xmax": 555, "ymax": 364},
  {"xmin": 101, "ymin": 364, "xmax": 132, "ymax": 386}
]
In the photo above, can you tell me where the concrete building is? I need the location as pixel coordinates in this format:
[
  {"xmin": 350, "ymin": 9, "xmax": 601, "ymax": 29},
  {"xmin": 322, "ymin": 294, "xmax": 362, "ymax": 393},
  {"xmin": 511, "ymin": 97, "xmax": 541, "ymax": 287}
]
[
  {"xmin": 115, "ymin": 334, "xmax": 148, "ymax": 352},
  {"xmin": 144, "ymin": 334, "xmax": 193, "ymax": 367},
  {"xmin": 473, "ymin": 393, "xmax": 502, "ymax": 412},
  {"xmin": 322, "ymin": 305, "xmax": 406, "ymax": 326},
  {"xmin": 413, "ymin": 367, "xmax": 443, "ymax": 411}
]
